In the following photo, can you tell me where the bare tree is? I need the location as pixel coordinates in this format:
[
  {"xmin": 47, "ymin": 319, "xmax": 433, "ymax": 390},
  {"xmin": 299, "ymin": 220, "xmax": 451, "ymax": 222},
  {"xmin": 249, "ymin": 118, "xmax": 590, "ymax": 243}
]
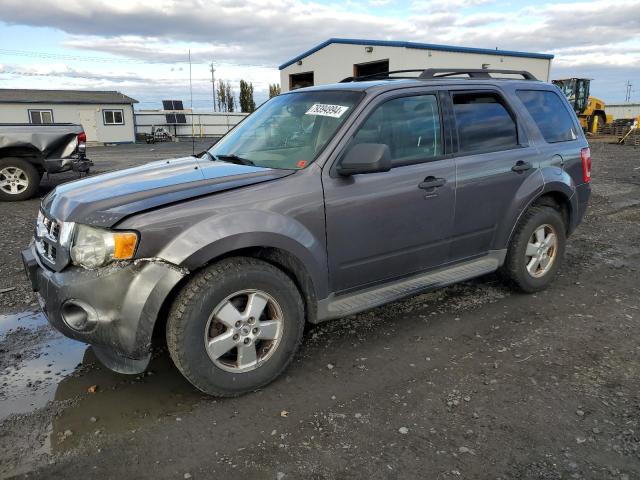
[
  {"xmin": 225, "ymin": 81, "xmax": 235, "ymax": 112},
  {"xmin": 216, "ymin": 79, "xmax": 227, "ymax": 112},
  {"xmin": 268, "ymin": 83, "xmax": 281, "ymax": 98}
]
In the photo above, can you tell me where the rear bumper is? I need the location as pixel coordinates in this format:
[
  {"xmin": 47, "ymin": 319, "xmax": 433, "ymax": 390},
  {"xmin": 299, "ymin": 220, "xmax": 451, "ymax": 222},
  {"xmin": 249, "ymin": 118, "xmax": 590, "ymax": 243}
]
[
  {"xmin": 571, "ymin": 182, "xmax": 591, "ymax": 234},
  {"xmin": 21, "ymin": 244, "xmax": 186, "ymax": 373},
  {"xmin": 43, "ymin": 156, "xmax": 92, "ymax": 174}
]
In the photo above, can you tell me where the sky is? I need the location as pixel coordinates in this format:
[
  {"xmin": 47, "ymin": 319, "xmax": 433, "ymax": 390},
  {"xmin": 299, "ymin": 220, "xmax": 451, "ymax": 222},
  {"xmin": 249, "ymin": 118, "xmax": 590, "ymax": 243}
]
[{"xmin": 0, "ymin": 0, "xmax": 638, "ymax": 110}]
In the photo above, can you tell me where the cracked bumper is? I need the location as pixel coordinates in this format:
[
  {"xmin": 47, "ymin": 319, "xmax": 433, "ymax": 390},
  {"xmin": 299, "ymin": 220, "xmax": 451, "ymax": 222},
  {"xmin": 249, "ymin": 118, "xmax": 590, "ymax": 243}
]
[{"xmin": 21, "ymin": 244, "xmax": 186, "ymax": 373}]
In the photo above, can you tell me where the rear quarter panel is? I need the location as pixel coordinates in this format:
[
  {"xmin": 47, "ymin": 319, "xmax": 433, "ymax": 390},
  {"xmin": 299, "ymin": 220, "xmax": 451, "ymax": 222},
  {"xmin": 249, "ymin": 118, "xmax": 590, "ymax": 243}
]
[{"xmin": 491, "ymin": 84, "xmax": 587, "ymax": 249}]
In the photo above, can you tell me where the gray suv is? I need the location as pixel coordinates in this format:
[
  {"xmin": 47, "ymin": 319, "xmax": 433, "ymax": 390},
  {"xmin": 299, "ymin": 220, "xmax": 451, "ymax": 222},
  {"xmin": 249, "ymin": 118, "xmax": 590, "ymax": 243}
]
[{"xmin": 22, "ymin": 69, "xmax": 591, "ymax": 396}]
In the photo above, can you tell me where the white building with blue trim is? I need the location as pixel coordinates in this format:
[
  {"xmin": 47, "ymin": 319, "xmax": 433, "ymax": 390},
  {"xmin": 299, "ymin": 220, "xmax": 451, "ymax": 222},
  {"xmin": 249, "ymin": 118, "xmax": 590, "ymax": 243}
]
[{"xmin": 279, "ymin": 38, "xmax": 554, "ymax": 92}]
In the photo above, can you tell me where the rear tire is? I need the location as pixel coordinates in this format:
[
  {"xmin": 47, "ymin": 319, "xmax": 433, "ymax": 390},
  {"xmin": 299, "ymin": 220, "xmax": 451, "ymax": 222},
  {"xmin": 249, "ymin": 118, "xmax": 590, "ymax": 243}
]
[
  {"xmin": 166, "ymin": 257, "xmax": 305, "ymax": 397},
  {"xmin": 501, "ymin": 206, "xmax": 566, "ymax": 293},
  {"xmin": 0, "ymin": 157, "xmax": 40, "ymax": 201}
]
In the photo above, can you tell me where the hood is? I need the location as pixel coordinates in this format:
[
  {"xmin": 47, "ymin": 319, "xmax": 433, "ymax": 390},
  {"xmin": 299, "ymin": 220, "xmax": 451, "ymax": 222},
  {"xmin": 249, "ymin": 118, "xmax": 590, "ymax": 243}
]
[{"xmin": 42, "ymin": 156, "xmax": 294, "ymax": 227}]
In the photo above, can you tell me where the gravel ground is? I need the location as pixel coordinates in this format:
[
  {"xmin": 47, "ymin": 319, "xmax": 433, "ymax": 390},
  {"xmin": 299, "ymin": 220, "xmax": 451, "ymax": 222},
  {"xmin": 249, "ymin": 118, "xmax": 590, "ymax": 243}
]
[{"xmin": 0, "ymin": 140, "xmax": 639, "ymax": 479}]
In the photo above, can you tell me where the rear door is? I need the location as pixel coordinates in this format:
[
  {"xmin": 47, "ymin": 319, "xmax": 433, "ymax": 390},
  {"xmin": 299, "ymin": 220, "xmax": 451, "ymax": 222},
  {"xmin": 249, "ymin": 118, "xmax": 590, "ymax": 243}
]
[
  {"xmin": 448, "ymin": 88, "xmax": 539, "ymax": 262},
  {"xmin": 322, "ymin": 88, "xmax": 457, "ymax": 293}
]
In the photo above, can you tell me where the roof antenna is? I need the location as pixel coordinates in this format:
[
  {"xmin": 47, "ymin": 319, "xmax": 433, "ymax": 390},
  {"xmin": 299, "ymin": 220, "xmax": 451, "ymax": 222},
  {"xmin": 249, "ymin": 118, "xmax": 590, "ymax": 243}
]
[{"xmin": 189, "ymin": 49, "xmax": 195, "ymax": 156}]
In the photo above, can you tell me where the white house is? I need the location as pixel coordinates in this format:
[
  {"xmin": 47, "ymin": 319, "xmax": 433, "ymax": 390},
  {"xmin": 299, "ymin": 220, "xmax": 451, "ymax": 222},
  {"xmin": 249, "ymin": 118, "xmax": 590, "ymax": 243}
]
[
  {"xmin": 280, "ymin": 38, "xmax": 554, "ymax": 92},
  {"xmin": 0, "ymin": 89, "xmax": 138, "ymax": 144}
]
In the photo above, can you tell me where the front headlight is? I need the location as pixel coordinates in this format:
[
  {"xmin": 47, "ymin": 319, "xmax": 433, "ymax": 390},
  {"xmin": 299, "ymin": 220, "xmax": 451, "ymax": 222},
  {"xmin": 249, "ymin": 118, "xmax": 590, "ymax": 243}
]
[{"xmin": 70, "ymin": 224, "xmax": 138, "ymax": 269}]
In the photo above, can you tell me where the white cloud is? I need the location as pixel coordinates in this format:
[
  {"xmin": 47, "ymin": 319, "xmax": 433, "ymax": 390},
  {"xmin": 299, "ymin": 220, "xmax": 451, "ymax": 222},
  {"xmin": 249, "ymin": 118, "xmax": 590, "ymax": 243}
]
[{"xmin": 0, "ymin": 0, "xmax": 639, "ymax": 101}]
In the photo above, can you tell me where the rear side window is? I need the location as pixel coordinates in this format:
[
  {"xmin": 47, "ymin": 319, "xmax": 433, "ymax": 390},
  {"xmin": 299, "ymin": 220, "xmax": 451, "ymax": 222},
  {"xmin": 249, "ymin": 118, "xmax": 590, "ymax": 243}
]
[
  {"xmin": 352, "ymin": 94, "xmax": 442, "ymax": 166},
  {"xmin": 516, "ymin": 90, "xmax": 578, "ymax": 143},
  {"xmin": 453, "ymin": 92, "xmax": 518, "ymax": 154}
]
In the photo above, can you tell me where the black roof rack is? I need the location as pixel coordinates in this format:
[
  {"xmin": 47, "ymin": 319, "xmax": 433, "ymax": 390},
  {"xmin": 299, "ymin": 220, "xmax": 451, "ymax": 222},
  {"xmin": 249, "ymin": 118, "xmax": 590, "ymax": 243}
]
[
  {"xmin": 339, "ymin": 69, "xmax": 426, "ymax": 83},
  {"xmin": 420, "ymin": 68, "xmax": 538, "ymax": 80},
  {"xmin": 340, "ymin": 68, "xmax": 538, "ymax": 83}
]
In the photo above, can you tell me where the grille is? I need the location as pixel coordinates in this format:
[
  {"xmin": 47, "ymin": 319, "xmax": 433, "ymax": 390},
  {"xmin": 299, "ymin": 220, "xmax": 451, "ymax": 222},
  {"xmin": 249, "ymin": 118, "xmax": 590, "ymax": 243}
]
[{"xmin": 35, "ymin": 211, "xmax": 64, "ymax": 269}]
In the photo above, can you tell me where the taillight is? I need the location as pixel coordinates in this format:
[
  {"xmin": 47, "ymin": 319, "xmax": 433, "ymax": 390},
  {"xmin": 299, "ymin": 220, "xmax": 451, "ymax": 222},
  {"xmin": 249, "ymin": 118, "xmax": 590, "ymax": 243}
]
[
  {"xmin": 77, "ymin": 132, "xmax": 87, "ymax": 144},
  {"xmin": 580, "ymin": 147, "xmax": 591, "ymax": 183}
]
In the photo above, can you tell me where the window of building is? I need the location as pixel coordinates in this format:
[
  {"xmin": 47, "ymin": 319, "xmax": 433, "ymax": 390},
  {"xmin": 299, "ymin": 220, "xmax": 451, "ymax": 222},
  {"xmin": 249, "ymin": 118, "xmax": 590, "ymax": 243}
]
[
  {"xmin": 289, "ymin": 72, "xmax": 314, "ymax": 90},
  {"xmin": 103, "ymin": 109, "xmax": 124, "ymax": 125},
  {"xmin": 351, "ymin": 94, "xmax": 442, "ymax": 166},
  {"xmin": 29, "ymin": 110, "xmax": 53, "ymax": 124},
  {"xmin": 516, "ymin": 90, "xmax": 578, "ymax": 143},
  {"xmin": 452, "ymin": 92, "xmax": 518, "ymax": 154}
]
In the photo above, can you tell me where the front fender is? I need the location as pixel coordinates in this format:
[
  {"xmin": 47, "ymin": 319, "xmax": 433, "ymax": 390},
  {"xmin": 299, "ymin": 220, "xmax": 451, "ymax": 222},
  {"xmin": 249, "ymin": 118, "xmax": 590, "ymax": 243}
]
[{"xmin": 158, "ymin": 210, "xmax": 329, "ymax": 299}]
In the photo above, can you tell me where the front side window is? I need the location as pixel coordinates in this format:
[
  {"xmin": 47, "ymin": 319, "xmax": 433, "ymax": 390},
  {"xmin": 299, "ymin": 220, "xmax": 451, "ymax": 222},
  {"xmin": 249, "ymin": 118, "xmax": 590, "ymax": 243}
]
[
  {"xmin": 516, "ymin": 90, "xmax": 578, "ymax": 143},
  {"xmin": 209, "ymin": 90, "xmax": 362, "ymax": 169},
  {"xmin": 29, "ymin": 110, "xmax": 53, "ymax": 124},
  {"xmin": 453, "ymin": 92, "xmax": 518, "ymax": 154},
  {"xmin": 351, "ymin": 94, "xmax": 442, "ymax": 165},
  {"xmin": 103, "ymin": 109, "xmax": 124, "ymax": 125}
]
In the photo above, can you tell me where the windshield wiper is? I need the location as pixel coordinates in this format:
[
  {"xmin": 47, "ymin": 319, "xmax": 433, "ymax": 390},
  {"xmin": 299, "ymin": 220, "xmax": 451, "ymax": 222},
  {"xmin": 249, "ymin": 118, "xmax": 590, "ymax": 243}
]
[{"xmin": 213, "ymin": 154, "xmax": 255, "ymax": 166}]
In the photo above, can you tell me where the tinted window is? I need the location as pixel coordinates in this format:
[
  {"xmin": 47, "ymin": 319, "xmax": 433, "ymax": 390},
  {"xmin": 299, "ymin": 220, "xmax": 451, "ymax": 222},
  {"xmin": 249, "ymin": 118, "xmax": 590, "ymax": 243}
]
[
  {"xmin": 517, "ymin": 90, "xmax": 578, "ymax": 143},
  {"xmin": 453, "ymin": 93, "xmax": 518, "ymax": 153},
  {"xmin": 352, "ymin": 94, "xmax": 441, "ymax": 165}
]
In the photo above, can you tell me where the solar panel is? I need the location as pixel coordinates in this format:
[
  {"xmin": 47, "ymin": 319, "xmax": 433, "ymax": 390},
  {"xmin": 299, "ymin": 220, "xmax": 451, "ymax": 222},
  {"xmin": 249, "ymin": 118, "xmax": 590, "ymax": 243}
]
[{"xmin": 162, "ymin": 100, "xmax": 187, "ymax": 124}]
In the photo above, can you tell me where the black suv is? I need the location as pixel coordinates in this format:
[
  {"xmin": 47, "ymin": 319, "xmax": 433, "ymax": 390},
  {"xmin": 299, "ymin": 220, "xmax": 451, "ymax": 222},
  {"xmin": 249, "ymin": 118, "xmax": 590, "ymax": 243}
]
[{"xmin": 22, "ymin": 69, "xmax": 591, "ymax": 396}]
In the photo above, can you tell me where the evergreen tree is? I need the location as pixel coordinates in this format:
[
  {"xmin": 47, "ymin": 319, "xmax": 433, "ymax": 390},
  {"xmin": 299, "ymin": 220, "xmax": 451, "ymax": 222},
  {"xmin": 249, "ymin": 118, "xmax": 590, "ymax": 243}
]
[{"xmin": 239, "ymin": 80, "xmax": 257, "ymax": 113}]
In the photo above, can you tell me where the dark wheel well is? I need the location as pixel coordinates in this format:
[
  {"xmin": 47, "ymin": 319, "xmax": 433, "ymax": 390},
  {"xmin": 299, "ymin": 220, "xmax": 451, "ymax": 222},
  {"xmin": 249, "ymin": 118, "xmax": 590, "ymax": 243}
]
[
  {"xmin": 153, "ymin": 247, "xmax": 317, "ymax": 341},
  {"xmin": 531, "ymin": 192, "xmax": 570, "ymax": 233}
]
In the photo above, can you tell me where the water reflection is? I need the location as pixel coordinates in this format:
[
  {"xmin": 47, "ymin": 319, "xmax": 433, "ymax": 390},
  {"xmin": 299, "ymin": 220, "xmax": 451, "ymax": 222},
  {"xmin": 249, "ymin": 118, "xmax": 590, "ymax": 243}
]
[{"xmin": 0, "ymin": 310, "xmax": 206, "ymax": 455}]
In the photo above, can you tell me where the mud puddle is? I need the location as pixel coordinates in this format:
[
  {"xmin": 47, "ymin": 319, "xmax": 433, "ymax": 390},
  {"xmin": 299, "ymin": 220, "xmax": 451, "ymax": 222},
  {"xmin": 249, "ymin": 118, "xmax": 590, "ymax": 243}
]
[{"xmin": 0, "ymin": 310, "xmax": 207, "ymax": 457}]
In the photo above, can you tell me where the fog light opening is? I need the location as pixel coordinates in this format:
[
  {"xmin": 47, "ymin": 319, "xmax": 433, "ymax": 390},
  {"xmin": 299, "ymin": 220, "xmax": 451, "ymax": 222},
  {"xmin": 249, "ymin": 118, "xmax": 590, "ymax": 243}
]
[{"xmin": 61, "ymin": 300, "xmax": 98, "ymax": 332}]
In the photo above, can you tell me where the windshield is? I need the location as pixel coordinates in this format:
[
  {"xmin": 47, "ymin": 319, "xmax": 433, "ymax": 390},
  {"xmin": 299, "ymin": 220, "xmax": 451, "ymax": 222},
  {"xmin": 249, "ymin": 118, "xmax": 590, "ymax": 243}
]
[
  {"xmin": 554, "ymin": 79, "xmax": 577, "ymax": 101},
  {"xmin": 209, "ymin": 90, "xmax": 363, "ymax": 169}
]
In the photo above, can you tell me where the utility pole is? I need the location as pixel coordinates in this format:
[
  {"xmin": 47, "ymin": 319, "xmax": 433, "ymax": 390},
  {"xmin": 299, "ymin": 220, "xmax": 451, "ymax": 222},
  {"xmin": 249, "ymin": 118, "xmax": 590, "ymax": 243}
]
[
  {"xmin": 625, "ymin": 81, "xmax": 632, "ymax": 103},
  {"xmin": 210, "ymin": 62, "xmax": 216, "ymax": 112}
]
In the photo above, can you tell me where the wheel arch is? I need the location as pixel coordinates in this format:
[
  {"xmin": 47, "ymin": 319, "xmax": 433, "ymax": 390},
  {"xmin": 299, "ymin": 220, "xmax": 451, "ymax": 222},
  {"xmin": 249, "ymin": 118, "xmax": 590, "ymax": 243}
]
[
  {"xmin": 504, "ymin": 188, "xmax": 575, "ymax": 249},
  {"xmin": 153, "ymin": 244, "xmax": 322, "ymax": 342},
  {"xmin": 494, "ymin": 168, "xmax": 578, "ymax": 252}
]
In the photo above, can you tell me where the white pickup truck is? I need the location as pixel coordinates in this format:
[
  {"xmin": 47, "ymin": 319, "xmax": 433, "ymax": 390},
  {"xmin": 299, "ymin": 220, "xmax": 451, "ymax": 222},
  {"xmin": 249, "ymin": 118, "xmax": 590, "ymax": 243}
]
[{"xmin": 0, "ymin": 123, "xmax": 91, "ymax": 201}]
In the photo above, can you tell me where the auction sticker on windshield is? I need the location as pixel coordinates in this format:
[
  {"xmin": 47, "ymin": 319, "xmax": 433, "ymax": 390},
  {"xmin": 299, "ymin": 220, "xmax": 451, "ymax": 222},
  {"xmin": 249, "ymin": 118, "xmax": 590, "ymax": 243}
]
[{"xmin": 305, "ymin": 104, "xmax": 349, "ymax": 118}]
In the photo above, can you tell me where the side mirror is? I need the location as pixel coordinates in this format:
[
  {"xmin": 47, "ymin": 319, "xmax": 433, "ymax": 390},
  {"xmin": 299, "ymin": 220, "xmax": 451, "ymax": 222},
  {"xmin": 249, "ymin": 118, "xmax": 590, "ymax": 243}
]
[{"xmin": 336, "ymin": 143, "xmax": 392, "ymax": 176}]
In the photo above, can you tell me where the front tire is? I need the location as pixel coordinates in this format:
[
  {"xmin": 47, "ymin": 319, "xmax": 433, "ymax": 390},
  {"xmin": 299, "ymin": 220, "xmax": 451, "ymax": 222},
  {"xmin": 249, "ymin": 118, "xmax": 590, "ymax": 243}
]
[
  {"xmin": 166, "ymin": 257, "xmax": 305, "ymax": 397},
  {"xmin": 501, "ymin": 206, "xmax": 566, "ymax": 293},
  {"xmin": 0, "ymin": 158, "xmax": 40, "ymax": 201}
]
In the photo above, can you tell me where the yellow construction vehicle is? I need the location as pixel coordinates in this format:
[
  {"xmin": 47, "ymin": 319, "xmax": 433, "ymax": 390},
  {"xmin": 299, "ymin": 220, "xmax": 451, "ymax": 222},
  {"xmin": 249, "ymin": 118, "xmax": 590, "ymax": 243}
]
[{"xmin": 552, "ymin": 78, "xmax": 612, "ymax": 134}]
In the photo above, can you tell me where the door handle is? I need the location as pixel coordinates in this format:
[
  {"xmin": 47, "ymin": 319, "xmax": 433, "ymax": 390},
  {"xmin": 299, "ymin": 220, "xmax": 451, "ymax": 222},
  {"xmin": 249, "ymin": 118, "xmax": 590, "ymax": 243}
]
[
  {"xmin": 512, "ymin": 161, "xmax": 533, "ymax": 173},
  {"xmin": 418, "ymin": 176, "xmax": 446, "ymax": 190}
]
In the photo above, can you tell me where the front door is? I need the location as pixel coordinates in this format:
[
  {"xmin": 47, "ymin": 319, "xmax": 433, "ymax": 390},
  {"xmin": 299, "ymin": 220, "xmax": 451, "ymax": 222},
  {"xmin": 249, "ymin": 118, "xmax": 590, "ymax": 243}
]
[{"xmin": 323, "ymin": 91, "xmax": 456, "ymax": 293}]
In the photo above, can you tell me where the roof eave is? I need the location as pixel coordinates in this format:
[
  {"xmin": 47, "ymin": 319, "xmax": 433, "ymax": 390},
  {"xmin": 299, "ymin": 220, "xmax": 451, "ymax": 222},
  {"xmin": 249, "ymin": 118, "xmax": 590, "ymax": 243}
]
[{"xmin": 279, "ymin": 38, "xmax": 554, "ymax": 70}]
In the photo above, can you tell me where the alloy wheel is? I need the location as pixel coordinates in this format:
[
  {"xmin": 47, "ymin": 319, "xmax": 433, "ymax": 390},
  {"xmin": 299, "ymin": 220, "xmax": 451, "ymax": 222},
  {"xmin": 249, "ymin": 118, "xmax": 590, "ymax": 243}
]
[
  {"xmin": 0, "ymin": 167, "xmax": 29, "ymax": 195},
  {"xmin": 204, "ymin": 290, "xmax": 284, "ymax": 373},
  {"xmin": 525, "ymin": 224, "xmax": 558, "ymax": 278}
]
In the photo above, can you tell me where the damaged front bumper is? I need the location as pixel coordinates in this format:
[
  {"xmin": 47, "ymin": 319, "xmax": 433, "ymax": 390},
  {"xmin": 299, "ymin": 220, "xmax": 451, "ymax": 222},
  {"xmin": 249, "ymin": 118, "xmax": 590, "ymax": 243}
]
[{"xmin": 21, "ymin": 244, "xmax": 187, "ymax": 374}]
